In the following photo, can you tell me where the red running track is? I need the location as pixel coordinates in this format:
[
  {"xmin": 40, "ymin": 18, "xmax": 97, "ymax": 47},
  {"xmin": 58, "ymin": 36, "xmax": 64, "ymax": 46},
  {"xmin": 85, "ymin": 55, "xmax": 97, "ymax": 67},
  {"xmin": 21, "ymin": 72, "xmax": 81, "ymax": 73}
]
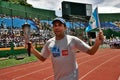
[{"xmin": 0, "ymin": 48, "xmax": 120, "ymax": 80}]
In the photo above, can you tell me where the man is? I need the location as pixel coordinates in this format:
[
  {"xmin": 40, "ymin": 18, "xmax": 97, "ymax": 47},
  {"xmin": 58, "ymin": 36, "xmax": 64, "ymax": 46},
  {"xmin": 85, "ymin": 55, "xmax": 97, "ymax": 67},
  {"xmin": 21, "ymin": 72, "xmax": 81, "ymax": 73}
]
[{"xmin": 26, "ymin": 17, "xmax": 104, "ymax": 80}]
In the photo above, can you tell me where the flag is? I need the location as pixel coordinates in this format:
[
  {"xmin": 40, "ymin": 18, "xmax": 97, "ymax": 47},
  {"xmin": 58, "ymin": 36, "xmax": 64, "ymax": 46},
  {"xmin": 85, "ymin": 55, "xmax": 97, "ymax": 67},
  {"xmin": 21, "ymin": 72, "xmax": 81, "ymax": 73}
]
[{"xmin": 85, "ymin": 7, "xmax": 100, "ymax": 32}]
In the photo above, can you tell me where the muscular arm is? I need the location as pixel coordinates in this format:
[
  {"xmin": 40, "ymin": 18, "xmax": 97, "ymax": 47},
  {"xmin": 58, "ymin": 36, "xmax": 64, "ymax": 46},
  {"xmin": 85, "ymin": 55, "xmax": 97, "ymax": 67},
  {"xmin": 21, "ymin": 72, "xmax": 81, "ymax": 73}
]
[
  {"xmin": 86, "ymin": 40, "xmax": 100, "ymax": 55},
  {"xmin": 86, "ymin": 30, "xmax": 104, "ymax": 55},
  {"xmin": 25, "ymin": 42, "xmax": 46, "ymax": 62},
  {"xmin": 31, "ymin": 48, "xmax": 46, "ymax": 62}
]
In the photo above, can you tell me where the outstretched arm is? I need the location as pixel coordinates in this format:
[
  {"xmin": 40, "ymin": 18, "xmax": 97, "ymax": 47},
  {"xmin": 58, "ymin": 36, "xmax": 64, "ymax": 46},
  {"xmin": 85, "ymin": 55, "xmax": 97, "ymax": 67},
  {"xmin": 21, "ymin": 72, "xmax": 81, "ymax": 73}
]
[
  {"xmin": 25, "ymin": 43, "xmax": 46, "ymax": 62},
  {"xmin": 86, "ymin": 30, "xmax": 104, "ymax": 55}
]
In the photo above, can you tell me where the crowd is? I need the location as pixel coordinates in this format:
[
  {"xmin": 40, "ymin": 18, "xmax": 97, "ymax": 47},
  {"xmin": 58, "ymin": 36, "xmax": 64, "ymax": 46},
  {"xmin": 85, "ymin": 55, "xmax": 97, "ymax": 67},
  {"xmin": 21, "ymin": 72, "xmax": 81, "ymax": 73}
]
[
  {"xmin": 0, "ymin": 14, "xmax": 120, "ymax": 48},
  {"xmin": 104, "ymin": 37, "xmax": 120, "ymax": 48},
  {"xmin": 0, "ymin": 30, "xmax": 53, "ymax": 48},
  {"xmin": 0, "ymin": 14, "xmax": 53, "ymax": 48}
]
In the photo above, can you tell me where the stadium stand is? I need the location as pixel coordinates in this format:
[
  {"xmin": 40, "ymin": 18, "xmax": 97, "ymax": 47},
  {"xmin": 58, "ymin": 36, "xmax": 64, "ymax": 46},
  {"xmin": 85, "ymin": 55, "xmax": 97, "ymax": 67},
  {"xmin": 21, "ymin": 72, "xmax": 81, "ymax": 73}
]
[{"xmin": 0, "ymin": 1, "xmax": 120, "ymax": 58}]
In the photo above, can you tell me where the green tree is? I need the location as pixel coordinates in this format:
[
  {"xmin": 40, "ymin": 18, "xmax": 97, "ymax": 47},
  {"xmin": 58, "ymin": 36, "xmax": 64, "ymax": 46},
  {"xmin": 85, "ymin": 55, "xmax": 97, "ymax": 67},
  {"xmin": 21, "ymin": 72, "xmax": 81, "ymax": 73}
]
[{"xmin": 103, "ymin": 29, "xmax": 120, "ymax": 39}]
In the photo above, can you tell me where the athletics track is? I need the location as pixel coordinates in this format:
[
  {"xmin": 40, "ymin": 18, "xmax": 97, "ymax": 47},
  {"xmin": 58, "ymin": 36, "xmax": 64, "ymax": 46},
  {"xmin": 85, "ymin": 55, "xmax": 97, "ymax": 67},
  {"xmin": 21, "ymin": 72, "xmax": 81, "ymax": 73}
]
[{"xmin": 0, "ymin": 48, "xmax": 120, "ymax": 80}]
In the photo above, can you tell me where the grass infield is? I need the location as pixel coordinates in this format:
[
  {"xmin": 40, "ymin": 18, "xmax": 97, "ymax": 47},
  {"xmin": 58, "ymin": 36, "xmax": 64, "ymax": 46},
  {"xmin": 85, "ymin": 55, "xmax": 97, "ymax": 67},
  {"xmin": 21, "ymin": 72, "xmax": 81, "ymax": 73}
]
[
  {"xmin": 0, "ymin": 55, "xmax": 38, "ymax": 69},
  {"xmin": 0, "ymin": 45, "xmax": 109, "ymax": 69}
]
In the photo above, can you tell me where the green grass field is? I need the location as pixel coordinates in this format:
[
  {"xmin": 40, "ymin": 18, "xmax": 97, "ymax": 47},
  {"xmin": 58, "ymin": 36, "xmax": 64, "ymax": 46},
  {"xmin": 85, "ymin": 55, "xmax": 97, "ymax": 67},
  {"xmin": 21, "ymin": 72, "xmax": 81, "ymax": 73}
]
[
  {"xmin": 0, "ymin": 45, "xmax": 109, "ymax": 69},
  {"xmin": 0, "ymin": 47, "xmax": 42, "ymax": 69},
  {"xmin": 0, "ymin": 55, "xmax": 38, "ymax": 69}
]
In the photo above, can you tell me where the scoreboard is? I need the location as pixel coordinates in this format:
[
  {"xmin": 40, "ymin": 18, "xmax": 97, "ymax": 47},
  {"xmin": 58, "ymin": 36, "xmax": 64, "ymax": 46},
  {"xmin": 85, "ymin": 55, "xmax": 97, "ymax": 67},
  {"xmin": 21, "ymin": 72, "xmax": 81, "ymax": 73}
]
[{"xmin": 62, "ymin": 1, "xmax": 92, "ymax": 21}]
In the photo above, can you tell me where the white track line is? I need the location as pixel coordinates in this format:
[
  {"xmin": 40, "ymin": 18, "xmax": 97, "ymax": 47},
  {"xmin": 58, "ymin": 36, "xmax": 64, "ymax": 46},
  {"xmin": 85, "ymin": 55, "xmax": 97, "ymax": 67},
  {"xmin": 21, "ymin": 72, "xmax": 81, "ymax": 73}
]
[
  {"xmin": 42, "ymin": 55, "xmax": 90, "ymax": 80},
  {"xmin": 79, "ymin": 55, "xmax": 120, "ymax": 80},
  {"xmin": 7, "ymin": 51, "xmax": 113, "ymax": 80},
  {"xmin": 43, "ymin": 51, "xmax": 112, "ymax": 80},
  {"xmin": 0, "ymin": 54, "xmax": 84, "ymax": 76},
  {"xmin": 43, "ymin": 75, "xmax": 54, "ymax": 80},
  {"xmin": 78, "ymin": 52, "xmax": 112, "ymax": 66},
  {"xmin": 12, "ymin": 55, "xmax": 89, "ymax": 80},
  {"xmin": 0, "ymin": 60, "xmax": 51, "ymax": 75},
  {"xmin": 12, "ymin": 66, "xmax": 51, "ymax": 80}
]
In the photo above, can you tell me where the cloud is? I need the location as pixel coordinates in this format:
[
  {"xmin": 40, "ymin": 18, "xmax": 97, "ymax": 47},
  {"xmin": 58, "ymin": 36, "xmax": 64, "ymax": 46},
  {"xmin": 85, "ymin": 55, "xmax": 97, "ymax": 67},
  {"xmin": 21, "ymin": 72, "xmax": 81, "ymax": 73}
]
[
  {"xmin": 115, "ymin": 3, "xmax": 120, "ymax": 7},
  {"xmin": 27, "ymin": 0, "xmax": 62, "ymax": 10},
  {"xmin": 95, "ymin": 0, "xmax": 120, "ymax": 8},
  {"xmin": 94, "ymin": 0, "xmax": 120, "ymax": 13},
  {"xmin": 27, "ymin": 0, "xmax": 120, "ymax": 14},
  {"xmin": 98, "ymin": 6, "xmax": 120, "ymax": 13}
]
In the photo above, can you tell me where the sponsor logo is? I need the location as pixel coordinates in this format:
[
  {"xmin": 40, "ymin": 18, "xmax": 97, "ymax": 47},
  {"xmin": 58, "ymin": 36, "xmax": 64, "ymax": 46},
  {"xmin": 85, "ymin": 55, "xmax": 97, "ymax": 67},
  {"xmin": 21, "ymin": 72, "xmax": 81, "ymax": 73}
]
[
  {"xmin": 51, "ymin": 46, "xmax": 60, "ymax": 57},
  {"xmin": 62, "ymin": 50, "xmax": 68, "ymax": 56}
]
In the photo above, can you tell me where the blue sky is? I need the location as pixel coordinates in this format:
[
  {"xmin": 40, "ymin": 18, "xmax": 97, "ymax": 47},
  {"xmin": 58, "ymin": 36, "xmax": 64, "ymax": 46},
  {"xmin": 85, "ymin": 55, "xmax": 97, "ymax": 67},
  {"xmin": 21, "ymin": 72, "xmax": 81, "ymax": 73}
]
[{"xmin": 27, "ymin": 0, "xmax": 120, "ymax": 16}]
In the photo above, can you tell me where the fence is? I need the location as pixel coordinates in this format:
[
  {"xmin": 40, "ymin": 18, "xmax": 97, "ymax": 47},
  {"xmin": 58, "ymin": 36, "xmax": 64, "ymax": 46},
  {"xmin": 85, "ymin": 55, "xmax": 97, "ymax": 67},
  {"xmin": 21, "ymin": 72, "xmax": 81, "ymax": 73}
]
[{"xmin": 0, "ymin": 1, "xmax": 56, "ymax": 20}]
